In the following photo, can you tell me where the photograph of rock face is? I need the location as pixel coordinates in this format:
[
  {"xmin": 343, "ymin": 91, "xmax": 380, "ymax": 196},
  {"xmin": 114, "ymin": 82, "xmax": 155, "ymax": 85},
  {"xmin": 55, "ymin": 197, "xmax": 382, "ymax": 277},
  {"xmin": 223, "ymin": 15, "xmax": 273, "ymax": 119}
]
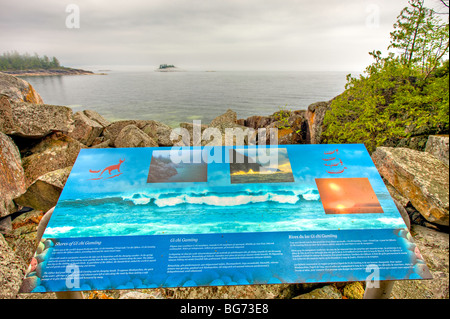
[
  {"xmin": 147, "ymin": 150, "xmax": 207, "ymax": 183},
  {"xmin": 315, "ymin": 177, "xmax": 384, "ymax": 215},
  {"xmin": 229, "ymin": 148, "xmax": 295, "ymax": 184}
]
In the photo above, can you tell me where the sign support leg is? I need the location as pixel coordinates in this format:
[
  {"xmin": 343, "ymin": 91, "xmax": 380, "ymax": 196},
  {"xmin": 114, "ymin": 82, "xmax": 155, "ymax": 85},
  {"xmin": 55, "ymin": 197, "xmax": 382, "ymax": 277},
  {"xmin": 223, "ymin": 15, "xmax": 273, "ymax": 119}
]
[
  {"xmin": 36, "ymin": 207, "xmax": 84, "ymax": 299},
  {"xmin": 363, "ymin": 281, "xmax": 395, "ymax": 299}
]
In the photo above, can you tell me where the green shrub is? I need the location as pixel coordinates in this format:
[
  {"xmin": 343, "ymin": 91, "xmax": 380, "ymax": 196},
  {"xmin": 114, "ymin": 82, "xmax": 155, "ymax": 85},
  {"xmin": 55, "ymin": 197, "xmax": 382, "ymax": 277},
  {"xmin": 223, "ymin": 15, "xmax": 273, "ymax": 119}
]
[{"xmin": 323, "ymin": 59, "xmax": 449, "ymax": 152}]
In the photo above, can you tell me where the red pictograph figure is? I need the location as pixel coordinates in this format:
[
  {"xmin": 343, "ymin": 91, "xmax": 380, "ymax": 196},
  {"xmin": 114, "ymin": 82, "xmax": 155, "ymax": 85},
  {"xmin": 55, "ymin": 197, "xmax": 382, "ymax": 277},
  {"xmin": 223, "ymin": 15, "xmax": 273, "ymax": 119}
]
[
  {"xmin": 88, "ymin": 159, "xmax": 125, "ymax": 180},
  {"xmin": 324, "ymin": 159, "xmax": 343, "ymax": 167},
  {"xmin": 324, "ymin": 149, "xmax": 339, "ymax": 155},
  {"xmin": 327, "ymin": 167, "xmax": 347, "ymax": 174},
  {"xmin": 322, "ymin": 149, "xmax": 347, "ymax": 174}
]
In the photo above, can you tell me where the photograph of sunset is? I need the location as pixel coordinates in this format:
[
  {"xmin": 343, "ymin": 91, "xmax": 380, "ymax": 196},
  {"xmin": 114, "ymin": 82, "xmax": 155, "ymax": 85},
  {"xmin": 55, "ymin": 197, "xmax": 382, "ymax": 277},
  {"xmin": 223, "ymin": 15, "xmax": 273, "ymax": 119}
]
[{"xmin": 315, "ymin": 177, "xmax": 384, "ymax": 214}]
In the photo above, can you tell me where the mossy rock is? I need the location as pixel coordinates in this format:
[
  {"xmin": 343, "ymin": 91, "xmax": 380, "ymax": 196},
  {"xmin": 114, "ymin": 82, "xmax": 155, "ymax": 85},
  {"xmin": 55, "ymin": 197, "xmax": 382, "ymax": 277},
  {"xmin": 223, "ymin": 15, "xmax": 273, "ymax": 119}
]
[{"xmin": 343, "ymin": 282, "xmax": 365, "ymax": 299}]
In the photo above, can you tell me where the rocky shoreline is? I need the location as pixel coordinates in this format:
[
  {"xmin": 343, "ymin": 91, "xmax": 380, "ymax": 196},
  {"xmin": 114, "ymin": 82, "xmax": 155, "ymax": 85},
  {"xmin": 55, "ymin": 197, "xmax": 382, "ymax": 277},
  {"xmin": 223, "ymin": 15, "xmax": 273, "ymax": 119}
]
[
  {"xmin": 2, "ymin": 68, "xmax": 96, "ymax": 77},
  {"xmin": 155, "ymin": 67, "xmax": 185, "ymax": 72},
  {"xmin": 0, "ymin": 71, "xmax": 448, "ymax": 299}
]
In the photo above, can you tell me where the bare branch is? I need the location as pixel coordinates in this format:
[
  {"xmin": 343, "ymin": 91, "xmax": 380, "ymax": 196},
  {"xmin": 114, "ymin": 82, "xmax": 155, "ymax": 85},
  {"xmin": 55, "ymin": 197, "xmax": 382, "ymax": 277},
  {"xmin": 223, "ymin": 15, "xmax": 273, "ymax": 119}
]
[{"xmin": 424, "ymin": 40, "xmax": 450, "ymax": 81}]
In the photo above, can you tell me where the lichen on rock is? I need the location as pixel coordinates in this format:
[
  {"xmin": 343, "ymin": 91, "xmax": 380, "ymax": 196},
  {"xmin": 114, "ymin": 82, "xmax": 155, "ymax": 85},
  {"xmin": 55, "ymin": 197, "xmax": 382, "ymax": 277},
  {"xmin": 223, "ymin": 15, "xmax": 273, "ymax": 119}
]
[{"xmin": 372, "ymin": 147, "xmax": 449, "ymax": 226}]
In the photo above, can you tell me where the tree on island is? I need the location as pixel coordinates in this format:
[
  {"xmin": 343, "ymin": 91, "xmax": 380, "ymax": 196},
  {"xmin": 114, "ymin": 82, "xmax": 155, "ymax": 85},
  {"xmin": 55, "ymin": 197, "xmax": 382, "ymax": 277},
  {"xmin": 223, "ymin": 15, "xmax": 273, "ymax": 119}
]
[
  {"xmin": 322, "ymin": 0, "xmax": 449, "ymax": 153},
  {"xmin": 0, "ymin": 51, "xmax": 62, "ymax": 71},
  {"xmin": 159, "ymin": 64, "xmax": 175, "ymax": 69}
]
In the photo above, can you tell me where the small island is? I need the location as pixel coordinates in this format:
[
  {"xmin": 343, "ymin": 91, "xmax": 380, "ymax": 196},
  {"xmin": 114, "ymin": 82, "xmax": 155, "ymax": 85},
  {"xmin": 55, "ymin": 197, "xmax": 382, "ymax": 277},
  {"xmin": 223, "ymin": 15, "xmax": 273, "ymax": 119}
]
[
  {"xmin": 155, "ymin": 64, "xmax": 185, "ymax": 72},
  {"xmin": 0, "ymin": 51, "xmax": 94, "ymax": 76}
]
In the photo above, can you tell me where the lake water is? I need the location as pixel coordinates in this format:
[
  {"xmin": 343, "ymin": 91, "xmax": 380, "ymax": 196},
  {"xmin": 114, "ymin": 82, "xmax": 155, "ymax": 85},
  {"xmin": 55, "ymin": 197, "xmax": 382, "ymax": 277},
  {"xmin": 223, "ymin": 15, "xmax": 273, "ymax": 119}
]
[{"xmin": 22, "ymin": 70, "xmax": 351, "ymax": 127}]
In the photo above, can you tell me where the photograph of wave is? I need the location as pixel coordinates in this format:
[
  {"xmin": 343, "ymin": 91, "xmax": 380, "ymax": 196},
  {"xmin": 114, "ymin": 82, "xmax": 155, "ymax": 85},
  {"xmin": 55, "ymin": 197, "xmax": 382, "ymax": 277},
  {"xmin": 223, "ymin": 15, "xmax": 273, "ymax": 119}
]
[{"xmin": 229, "ymin": 148, "xmax": 295, "ymax": 184}]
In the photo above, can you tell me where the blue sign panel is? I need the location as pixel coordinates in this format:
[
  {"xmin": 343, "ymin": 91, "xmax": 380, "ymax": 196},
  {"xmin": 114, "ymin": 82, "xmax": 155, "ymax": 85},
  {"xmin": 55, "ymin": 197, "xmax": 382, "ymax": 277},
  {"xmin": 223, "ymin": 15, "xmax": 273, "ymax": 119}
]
[{"xmin": 20, "ymin": 144, "xmax": 432, "ymax": 293}]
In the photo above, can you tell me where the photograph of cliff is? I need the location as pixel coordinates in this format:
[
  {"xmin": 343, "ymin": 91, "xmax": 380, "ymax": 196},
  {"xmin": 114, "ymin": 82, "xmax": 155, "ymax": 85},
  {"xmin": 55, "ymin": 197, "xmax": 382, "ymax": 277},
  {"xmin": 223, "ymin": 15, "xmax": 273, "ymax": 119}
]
[{"xmin": 147, "ymin": 150, "xmax": 207, "ymax": 183}]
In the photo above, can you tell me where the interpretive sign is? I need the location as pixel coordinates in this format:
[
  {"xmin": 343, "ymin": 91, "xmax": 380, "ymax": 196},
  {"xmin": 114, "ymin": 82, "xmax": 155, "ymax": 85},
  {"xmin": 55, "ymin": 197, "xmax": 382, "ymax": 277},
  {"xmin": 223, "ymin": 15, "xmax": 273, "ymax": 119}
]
[{"xmin": 20, "ymin": 144, "xmax": 432, "ymax": 293}]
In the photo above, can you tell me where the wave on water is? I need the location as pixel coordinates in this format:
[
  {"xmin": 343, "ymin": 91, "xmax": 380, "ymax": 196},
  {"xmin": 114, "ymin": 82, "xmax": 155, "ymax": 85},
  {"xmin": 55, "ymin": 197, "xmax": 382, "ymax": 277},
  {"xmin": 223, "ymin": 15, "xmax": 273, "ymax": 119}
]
[
  {"xmin": 44, "ymin": 226, "xmax": 75, "ymax": 236},
  {"xmin": 61, "ymin": 189, "xmax": 321, "ymax": 208},
  {"xmin": 48, "ymin": 189, "xmax": 405, "ymax": 238}
]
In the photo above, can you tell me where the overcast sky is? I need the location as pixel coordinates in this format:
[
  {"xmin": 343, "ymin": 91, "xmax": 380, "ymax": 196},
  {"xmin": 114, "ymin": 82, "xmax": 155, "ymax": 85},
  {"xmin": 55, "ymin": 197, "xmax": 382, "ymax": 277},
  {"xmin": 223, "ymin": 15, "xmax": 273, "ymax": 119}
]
[{"xmin": 0, "ymin": 0, "xmax": 446, "ymax": 72}]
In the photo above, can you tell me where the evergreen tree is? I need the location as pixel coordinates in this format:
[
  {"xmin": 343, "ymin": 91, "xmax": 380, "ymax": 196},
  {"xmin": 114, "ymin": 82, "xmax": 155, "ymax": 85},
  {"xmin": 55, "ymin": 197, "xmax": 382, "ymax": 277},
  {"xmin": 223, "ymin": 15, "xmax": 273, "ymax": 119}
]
[
  {"xmin": 322, "ymin": 0, "xmax": 449, "ymax": 153},
  {"xmin": 0, "ymin": 52, "xmax": 64, "ymax": 71},
  {"xmin": 389, "ymin": 0, "xmax": 449, "ymax": 78},
  {"xmin": 51, "ymin": 56, "xmax": 60, "ymax": 68}
]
